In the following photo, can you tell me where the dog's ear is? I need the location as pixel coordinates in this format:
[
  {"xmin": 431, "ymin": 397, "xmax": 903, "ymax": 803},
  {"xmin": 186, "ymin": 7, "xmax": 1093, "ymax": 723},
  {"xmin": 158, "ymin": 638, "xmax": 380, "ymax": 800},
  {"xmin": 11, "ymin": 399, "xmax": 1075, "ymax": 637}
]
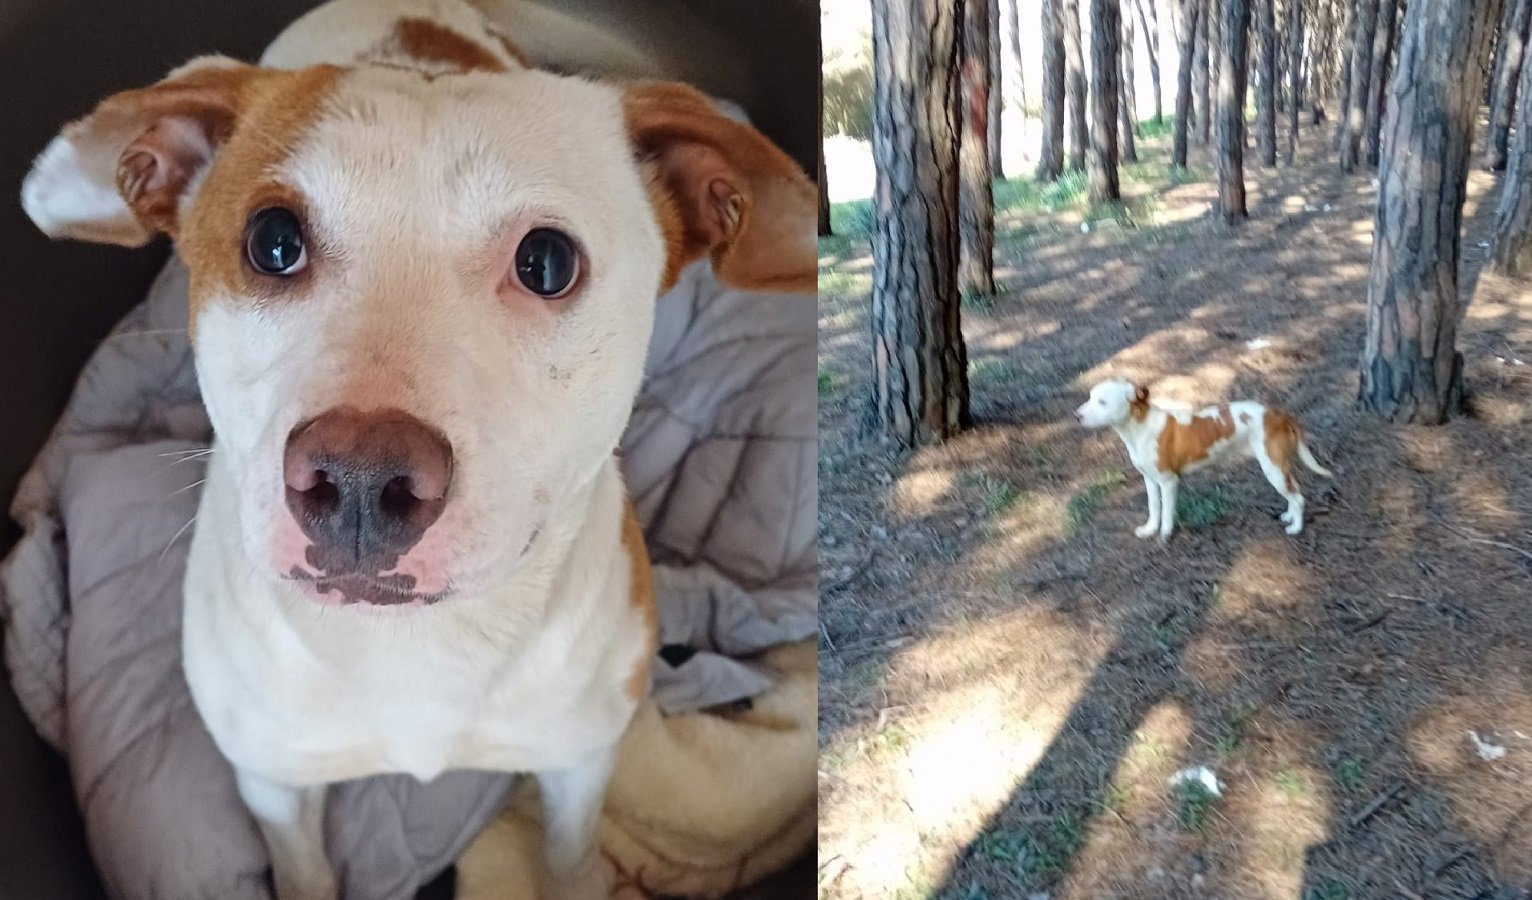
[
  {"xmin": 1133, "ymin": 384, "xmax": 1150, "ymax": 404},
  {"xmin": 22, "ymin": 56, "xmax": 271, "ymax": 246},
  {"xmin": 623, "ymin": 82, "xmax": 816, "ymax": 294}
]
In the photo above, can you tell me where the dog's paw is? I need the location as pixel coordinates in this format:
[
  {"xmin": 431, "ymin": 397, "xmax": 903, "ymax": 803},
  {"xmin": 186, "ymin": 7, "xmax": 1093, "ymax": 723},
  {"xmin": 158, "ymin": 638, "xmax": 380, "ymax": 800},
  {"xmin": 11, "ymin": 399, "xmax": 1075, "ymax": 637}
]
[
  {"xmin": 1284, "ymin": 520, "xmax": 1303, "ymax": 536},
  {"xmin": 1134, "ymin": 522, "xmax": 1159, "ymax": 539}
]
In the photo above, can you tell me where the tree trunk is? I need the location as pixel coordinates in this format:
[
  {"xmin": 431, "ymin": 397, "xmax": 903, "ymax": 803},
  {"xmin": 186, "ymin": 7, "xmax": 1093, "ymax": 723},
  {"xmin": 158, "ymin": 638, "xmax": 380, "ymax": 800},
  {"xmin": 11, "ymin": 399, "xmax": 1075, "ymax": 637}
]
[
  {"xmin": 1360, "ymin": 0, "xmax": 1504, "ymax": 424},
  {"xmin": 1487, "ymin": 0, "xmax": 1532, "ymax": 170},
  {"xmin": 1009, "ymin": 0, "xmax": 1027, "ymax": 143},
  {"xmin": 1339, "ymin": 0, "xmax": 1379, "ymax": 171},
  {"xmin": 1039, "ymin": 0, "xmax": 1068, "ymax": 180},
  {"xmin": 1310, "ymin": 0, "xmax": 1332, "ymax": 124},
  {"xmin": 818, "ymin": 25, "xmax": 831, "ymax": 237},
  {"xmin": 869, "ymin": 0, "xmax": 971, "ymax": 445},
  {"xmin": 961, "ymin": 0, "xmax": 998, "ymax": 296},
  {"xmin": 1192, "ymin": 0, "xmax": 1210, "ymax": 145},
  {"xmin": 1135, "ymin": 0, "xmax": 1165, "ymax": 122},
  {"xmin": 1090, "ymin": 0, "xmax": 1125, "ymax": 201},
  {"xmin": 1173, "ymin": 0, "xmax": 1202, "ymax": 166},
  {"xmin": 1255, "ymin": 0, "xmax": 1278, "ymax": 166},
  {"xmin": 988, "ymin": 0, "xmax": 1007, "ymax": 179},
  {"xmin": 1215, "ymin": 0, "xmax": 1251, "ymax": 221},
  {"xmin": 1363, "ymin": 0, "xmax": 1401, "ymax": 167},
  {"xmin": 1202, "ymin": 0, "xmax": 1219, "ymax": 144},
  {"xmin": 1492, "ymin": 26, "xmax": 1532, "ymax": 275},
  {"xmin": 1334, "ymin": 1, "xmax": 1357, "ymax": 148},
  {"xmin": 1065, "ymin": 0, "xmax": 1090, "ymax": 169},
  {"xmin": 1287, "ymin": 0, "xmax": 1303, "ymax": 163},
  {"xmin": 1121, "ymin": 2, "xmax": 1141, "ymax": 161}
]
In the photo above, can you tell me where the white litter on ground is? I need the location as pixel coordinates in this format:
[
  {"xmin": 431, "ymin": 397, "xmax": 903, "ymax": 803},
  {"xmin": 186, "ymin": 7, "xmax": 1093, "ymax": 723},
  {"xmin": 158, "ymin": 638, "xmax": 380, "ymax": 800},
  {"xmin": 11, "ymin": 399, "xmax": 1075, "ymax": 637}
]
[
  {"xmin": 1168, "ymin": 766, "xmax": 1222, "ymax": 797},
  {"xmin": 1478, "ymin": 240, "xmax": 1492, "ymax": 249},
  {"xmin": 1322, "ymin": 203, "xmax": 1332, "ymax": 212},
  {"xmin": 1080, "ymin": 222, "xmax": 1091, "ymax": 234},
  {"xmin": 1245, "ymin": 337, "xmax": 1273, "ymax": 350},
  {"xmin": 1468, "ymin": 730, "xmax": 1508, "ymax": 761}
]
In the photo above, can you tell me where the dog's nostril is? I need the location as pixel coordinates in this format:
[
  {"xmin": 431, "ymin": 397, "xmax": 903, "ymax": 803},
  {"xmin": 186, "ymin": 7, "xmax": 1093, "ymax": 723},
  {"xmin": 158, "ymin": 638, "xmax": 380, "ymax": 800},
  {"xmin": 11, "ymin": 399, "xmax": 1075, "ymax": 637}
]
[{"xmin": 379, "ymin": 476, "xmax": 418, "ymax": 516}]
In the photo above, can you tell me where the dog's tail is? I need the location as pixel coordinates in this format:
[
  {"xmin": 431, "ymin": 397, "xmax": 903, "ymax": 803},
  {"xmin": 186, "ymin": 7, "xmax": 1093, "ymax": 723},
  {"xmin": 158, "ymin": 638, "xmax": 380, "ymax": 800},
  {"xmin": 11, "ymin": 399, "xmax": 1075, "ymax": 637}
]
[{"xmin": 1297, "ymin": 438, "xmax": 1333, "ymax": 478}]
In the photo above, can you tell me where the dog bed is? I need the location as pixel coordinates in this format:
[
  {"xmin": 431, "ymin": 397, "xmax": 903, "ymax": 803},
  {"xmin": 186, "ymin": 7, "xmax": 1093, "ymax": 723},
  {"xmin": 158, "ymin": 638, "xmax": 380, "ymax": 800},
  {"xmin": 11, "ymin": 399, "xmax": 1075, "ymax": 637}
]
[{"xmin": 0, "ymin": 248, "xmax": 815, "ymax": 898}]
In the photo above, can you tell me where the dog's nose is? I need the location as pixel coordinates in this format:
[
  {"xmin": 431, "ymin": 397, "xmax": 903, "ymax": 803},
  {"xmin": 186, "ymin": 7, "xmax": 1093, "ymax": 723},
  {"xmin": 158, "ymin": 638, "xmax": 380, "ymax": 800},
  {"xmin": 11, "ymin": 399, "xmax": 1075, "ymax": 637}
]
[{"xmin": 283, "ymin": 408, "xmax": 453, "ymax": 567}]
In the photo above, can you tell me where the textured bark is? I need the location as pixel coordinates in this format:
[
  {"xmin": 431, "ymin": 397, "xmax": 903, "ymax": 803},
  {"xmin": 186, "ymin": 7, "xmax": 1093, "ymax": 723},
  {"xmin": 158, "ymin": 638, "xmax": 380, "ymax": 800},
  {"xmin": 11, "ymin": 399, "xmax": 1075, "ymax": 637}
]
[
  {"xmin": 1360, "ymin": 0, "xmax": 1504, "ymax": 424},
  {"xmin": 1487, "ymin": 0, "xmax": 1532, "ymax": 170},
  {"xmin": 1039, "ymin": 0, "xmax": 1068, "ymax": 180},
  {"xmin": 869, "ymin": 0, "xmax": 971, "ymax": 445},
  {"xmin": 1310, "ymin": 0, "xmax": 1331, "ymax": 124},
  {"xmin": 1090, "ymin": 0, "xmax": 1125, "ymax": 201},
  {"xmin": 1135, "ymin": 0, "xmax": 1165, "ymax": 122},
  {"xmin": 1009, "ymin": 0, "xmax": 1027, "ymax": 129},
  {"xmin": 961, "ymin": 0, "xmax": 998, "ymax": 295},
  {"xmin": 1334, "ymin": 1, "xmax": 1357, "ymax": 148},
  {"xmin": 1173, "ymin": 0, "xmax": 1202, "ymax": 166},
  {"xmin": 1339, "ymin": 0, "xmax": 1378, "ymax": 171},
  {"xmin": 818, "ymin": 25, "xmax": 831, "ymax": 237},
  {"xmin": 1287, "ymin": 0, "xmax": 1303, "ymax": 163},
  {"xmin": 1255, "ymin": 0, "xmax": 1278, "ymax": 166},
  {"xmin": 1201, "ymin": 0, "xmax": 1218, "ymax": 143},
  {"xmin": 1065, "ymin": 0, "xmax": 1090, "ymax": 169},
  {"xmin": 1192, "ymin": 0, "xmax": 1211, "ymax": 144},
  {"xmin": 1362, "ymin": 0, "xmax": 1401, "ymax": 167},
  {"xmin": 988, "ymin": 0, "xmax": 1007, "ymax": 179},
  {"xmin": 1215, "ymin": 0, "xmax": 1251, "ymax": 221},
  {"xmin": 1121, "ymin": 2, "xmax": 1141, "ymax": 161},
  {"xmin": 1492, "ymin": 28, "xmax": 1532, "ymax": 275}
]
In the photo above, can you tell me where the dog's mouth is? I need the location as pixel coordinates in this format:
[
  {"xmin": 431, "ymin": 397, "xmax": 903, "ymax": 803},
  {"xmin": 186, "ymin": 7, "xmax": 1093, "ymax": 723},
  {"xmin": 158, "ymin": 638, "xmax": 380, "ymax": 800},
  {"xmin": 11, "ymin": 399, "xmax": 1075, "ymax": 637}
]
[{"xmin": 284, "ymin": 567, "xmax": 449, "ymax": 607}]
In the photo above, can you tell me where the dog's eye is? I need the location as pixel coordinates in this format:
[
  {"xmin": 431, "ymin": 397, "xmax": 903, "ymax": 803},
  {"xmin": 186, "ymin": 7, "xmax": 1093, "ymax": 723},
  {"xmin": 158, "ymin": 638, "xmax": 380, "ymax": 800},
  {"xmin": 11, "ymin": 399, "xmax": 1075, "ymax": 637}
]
[
  {"xmin": 514, "ymin": 228, "xmax": 579, "ymax": 298},
  {"xmin": 245, "ymin": 208, "xmax": 307, "ymax": 276}
]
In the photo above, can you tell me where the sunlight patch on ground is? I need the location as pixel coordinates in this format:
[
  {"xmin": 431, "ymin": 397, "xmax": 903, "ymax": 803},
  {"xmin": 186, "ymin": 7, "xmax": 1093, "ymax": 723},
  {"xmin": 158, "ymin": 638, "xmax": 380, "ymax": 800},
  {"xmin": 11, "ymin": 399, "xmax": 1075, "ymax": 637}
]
[
  {"xmin": 892, "ymin": 468, "xmax": 959, "ymax": 520},
  {"xmin": 1238, "ymin": 761, "xmax": 1333, "ymax": 899}
]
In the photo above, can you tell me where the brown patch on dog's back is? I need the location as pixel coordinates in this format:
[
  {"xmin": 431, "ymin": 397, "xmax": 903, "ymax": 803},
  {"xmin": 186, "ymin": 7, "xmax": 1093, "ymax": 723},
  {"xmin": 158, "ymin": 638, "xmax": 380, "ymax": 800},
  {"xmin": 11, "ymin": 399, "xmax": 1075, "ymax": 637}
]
[
  {"xmin": 1129, "ymin": 384, "xmax": 1151, "ymax": 422},
  {"xmin": 1263, "ymin": 408, "xmax": 1303, "ymax": 491},
  {"xmin": 390, "ymin": 17, "xmax": 508, "ymax": 73},
  {"xmin": 1157, "ymin": 405, "xmax": 1236, "ymax": 473},
  {"xmin": 621, "ymin": 498, "xmax": 659, "ymax": 702}
]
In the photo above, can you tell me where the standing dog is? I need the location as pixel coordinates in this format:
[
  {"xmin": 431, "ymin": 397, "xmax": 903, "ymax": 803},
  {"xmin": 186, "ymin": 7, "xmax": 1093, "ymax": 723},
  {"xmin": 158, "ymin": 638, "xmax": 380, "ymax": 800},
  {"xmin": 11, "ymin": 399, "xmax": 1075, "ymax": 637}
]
[
  {"xmin": 20, "ymin": 1, "xmax": 815, "ymax": 897},
  {"xmin": 1075, "ymin": 378, "xmax": 1333, "ymax": 539}
]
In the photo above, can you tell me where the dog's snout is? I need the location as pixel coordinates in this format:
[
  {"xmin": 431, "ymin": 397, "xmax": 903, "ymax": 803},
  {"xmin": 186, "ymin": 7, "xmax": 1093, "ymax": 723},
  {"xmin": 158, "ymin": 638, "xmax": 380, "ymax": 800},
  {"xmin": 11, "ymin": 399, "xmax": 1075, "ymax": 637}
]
[{"xmin": 283, "ymin": 408, "xmax": 453, "ymax": 566}]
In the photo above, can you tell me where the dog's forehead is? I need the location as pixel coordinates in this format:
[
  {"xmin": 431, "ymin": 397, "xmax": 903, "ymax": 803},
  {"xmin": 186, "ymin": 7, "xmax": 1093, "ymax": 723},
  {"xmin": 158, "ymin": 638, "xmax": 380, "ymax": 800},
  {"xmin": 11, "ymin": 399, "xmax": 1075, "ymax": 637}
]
[{"xmin": 284, "ymin": 66, "xmax": 641, "ymax": 242}]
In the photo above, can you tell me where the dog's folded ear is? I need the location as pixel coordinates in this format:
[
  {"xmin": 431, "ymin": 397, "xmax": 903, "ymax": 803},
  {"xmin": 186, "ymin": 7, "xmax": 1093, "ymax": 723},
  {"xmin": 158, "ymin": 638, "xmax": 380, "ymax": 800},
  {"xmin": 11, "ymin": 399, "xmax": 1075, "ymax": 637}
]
[
  {"xmin": 21, "ymin": 56, "xmax": 293, "ymax": 246},
  {"xmin": 623, "ymin": 82, "xmax": 816, "ymax": 294},
  {"xmin": 1134, "ymin": 384, "xmax": 1150, "ymax": 404}
]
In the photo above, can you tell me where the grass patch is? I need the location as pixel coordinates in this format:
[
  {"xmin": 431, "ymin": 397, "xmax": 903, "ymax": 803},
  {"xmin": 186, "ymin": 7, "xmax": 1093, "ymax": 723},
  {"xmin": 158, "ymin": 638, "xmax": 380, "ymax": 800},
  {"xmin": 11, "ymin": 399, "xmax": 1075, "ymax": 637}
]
[
  {"xmin": 1176, "ymin": 485, "xmax": 1234, "ymax": 529},
  {"xmin": 1172, "ymin": 778, "xmax": 1219, "ymax": 833},
  {"xmin": 1273, "ymin": 766, "xmax": 1310, "ymax": 799},
  {"xmin": 1065, "ymin": 469, "xmax": 1126, "ymax": 535},
  {"xmin": 1137, "ymin": 115, "xmax": 1175, "ymax": 139},
  {"xmin": 962, "ymin": 473, "xmax": 1028, "ymax": 519},
  {"xmin": 1306, "ymin": 880, "xmax": 1350, "ymax": 900},
  {"xmin": 1336, "ymin": 757, "xmax": 1365, "ymax": 792},
  {"xmin": 819, "ymin": 269, "xmax": 870, "ymax": 295},
  {"xmin": 818, "ymin": 370, "xmax": 841, "ymax": 395},
  {"xmin": 1041, "ymin": 169, "xmax": 1089, "ymax": 208},
  {"xmin": 974, "ymin": 812, "xmax": 1086, "ymax": 881}
]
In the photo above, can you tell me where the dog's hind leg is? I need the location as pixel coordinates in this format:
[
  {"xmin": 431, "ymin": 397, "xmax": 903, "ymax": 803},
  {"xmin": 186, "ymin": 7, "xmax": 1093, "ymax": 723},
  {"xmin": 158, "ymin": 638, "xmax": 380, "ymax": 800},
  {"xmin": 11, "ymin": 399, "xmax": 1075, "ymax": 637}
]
[
  {"xmin": 235, "ymin": 769, "xmax": 335, "ymax": 900},
  {"xmin": 536, "ymin": 747, "xmax": 617, "ymax": 900},
  {"xmin": 1256, "ymin": 452, "xmax": 1304, "ymax": 535},
  {"xmin": 1156, "ymin": 477, "xmax": 1179, "ymax": 542}
]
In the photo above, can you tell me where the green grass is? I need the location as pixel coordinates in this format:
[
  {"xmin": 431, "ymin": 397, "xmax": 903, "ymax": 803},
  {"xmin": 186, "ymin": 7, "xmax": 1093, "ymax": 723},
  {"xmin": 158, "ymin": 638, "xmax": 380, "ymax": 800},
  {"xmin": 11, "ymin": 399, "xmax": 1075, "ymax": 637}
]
[
  {"xmin": 818, "ymin": 370, "xmax": 840, "ymax": 395},
  {"xmin": 1041, "ymin": 169, "xmax": 1089, "ymax": 208},
  {"xmin": 1065, "ymin": 469, "xmax": 1127, "ymax": 535},
  {"xmin": 1136, "ymin": 115, "xmax": 1176, "ymax": 139},
  {"xmin": 974, "ymin": 812, "xmax": 1086, "ymax": 880},
  {"xmin": 1305, "ymin": 880, "xmax": 1350, "ymax": 900},
  {"xmin": 1273, "ymin": 766, "xmax": 1310, "ymax": 799},
  {"xmin": 1172, "ymin": 778, "xmax": 1219, "ymax": 833},
  {"xmin": 962, "ymin": 473, "xmax": 1028, "ymax": 519},
  {"xmin": 819, "ymin": 269, "xmax": 870, "ymax": 295},
  {"xmin": 1176, "ymin": 486, "xmax": 1234, "ymax": 529},
  {"xmin": 1336, "ymin": 757, "xmax": 1365, "ymax": 792}
]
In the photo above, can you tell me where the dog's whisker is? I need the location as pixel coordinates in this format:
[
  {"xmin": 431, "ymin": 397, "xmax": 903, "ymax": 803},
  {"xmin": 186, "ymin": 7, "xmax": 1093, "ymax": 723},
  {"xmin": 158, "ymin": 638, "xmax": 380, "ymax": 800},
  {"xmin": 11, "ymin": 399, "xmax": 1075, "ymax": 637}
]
[
  {"xmin": 170, "ymin": 478, "xmax": 206, "ymax": 497},
  {"xmin": 159, "ymin": 514, "xmax": 198, "ymax": 564}
]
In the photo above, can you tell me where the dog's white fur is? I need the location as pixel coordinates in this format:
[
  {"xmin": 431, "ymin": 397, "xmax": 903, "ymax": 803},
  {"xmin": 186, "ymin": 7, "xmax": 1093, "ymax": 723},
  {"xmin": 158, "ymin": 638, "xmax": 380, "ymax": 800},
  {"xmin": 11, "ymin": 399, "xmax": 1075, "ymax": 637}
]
[
  {"xmin": 20, "ymin": 1, "xmax": 814, "ymax": 898},
  {"xmin": 1076, "ymin": 377, "xmax": 1333, "ymax": 540}
]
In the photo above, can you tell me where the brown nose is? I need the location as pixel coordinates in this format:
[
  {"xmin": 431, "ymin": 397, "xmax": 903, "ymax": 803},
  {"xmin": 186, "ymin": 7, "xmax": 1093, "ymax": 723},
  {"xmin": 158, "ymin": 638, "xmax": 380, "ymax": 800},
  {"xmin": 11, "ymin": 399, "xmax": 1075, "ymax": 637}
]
[{"xmin": 283, "ymin": 408, "xmax": 453, "ymax": 571}]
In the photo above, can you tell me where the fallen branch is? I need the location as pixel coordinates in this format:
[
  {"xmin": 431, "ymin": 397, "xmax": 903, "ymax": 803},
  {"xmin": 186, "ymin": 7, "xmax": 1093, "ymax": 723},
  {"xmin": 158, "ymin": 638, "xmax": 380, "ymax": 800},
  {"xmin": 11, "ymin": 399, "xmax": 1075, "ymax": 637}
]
[{"xmin": 1348, "ymin": 780, "xmax": 1407, "ymax": 830}]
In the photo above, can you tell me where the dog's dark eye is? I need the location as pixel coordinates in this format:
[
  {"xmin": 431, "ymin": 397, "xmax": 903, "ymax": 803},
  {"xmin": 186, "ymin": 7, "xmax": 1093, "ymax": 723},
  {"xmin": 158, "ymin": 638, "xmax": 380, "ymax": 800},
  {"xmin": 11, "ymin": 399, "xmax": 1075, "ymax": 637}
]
[
  {"xmin": 514, "ymin": 228, "xmax": 579, "ymax": 298},
  {"xmin": 245, "ymin": 207, "xmax": 307, "ymax": 276}
]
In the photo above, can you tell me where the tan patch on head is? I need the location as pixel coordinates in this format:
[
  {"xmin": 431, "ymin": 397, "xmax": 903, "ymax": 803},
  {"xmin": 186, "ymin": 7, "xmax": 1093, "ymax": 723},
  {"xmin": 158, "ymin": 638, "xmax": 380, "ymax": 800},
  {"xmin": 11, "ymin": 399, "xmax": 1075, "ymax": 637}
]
[
  {"xmin": 1157, "ymin": 404, "xmax": 1236, "ymax": 473},
  {"xmin": 1129, "ymin": 383, "xmax": 1151, "ymax": 422},
  {"xmin": 176, "ymin": 66, "xmax": 343, "ymax": 332},
  {"xmin": 621, "ymin": 497, "xmax": 659, "ymax": 702},
  {"xmin": 389, "ymin": 17, "xmax": 507, "ymax": 73},
  {"xmin": 1263, "ymin": 408, "xmax": 1302, "ymax": 491}
]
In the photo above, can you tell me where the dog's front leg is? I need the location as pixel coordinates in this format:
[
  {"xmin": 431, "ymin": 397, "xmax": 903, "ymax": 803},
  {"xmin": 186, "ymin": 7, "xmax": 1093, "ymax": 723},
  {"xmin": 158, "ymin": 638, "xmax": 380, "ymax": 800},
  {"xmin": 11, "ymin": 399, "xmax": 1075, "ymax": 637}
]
[
  {"xmin": 1156, "ymin": 477, "xmax": 1179, "ymax": 542},
  {"xmin": 1135, "ymin": 478, "xmax": 1162, "ymax": 538},
  {"xmin": 235, "ymin": 769, "xmax": 336, "ymax": 900},
  {"xmin": 536, "ymin": 747, "xmax": 617, "ymax": 900}
]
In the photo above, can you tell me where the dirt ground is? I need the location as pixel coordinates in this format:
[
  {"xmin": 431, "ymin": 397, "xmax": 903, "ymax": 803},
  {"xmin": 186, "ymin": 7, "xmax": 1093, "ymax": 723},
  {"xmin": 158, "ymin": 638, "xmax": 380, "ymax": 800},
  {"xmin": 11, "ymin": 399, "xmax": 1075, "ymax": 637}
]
[{"xmin": 816, "ymin": 131, "xmax": 1532, "ymax": 900}]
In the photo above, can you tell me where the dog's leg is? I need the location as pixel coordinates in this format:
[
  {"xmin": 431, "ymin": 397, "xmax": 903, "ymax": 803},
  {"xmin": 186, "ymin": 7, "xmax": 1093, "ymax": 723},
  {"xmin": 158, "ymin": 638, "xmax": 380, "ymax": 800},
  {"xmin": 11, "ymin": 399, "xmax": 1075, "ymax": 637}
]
[
  {"xmin": 1135, "ymin": 478, "xmax": 1162, "ymax": 538},
  {"xmin": 1257, "ymin": 454, "xmax": 1305, "ymax": 535},
  {"xmin": 1156, "ymin": 477, "xmax": 1179, "ymax": 542},
  {"xmin": 536, "ymin": 748, "xmax": 617, "ymax": 900},
  {"xmin": 234, "ymin": 769, "xmax": 335, "ymax": 900}
]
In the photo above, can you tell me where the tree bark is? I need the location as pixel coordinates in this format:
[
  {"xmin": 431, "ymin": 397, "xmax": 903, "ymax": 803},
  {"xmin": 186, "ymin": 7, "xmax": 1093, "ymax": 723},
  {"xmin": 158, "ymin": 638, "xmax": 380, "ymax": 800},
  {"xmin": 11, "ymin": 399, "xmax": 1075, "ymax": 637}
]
[
  {"xmin": 1039, "ymin": 0, "xmax": 1068, "ymax": 180},
  {"xmin": 1362, "ymin": 0, "xmax": 1401, "ymax": 167},
  {"xmin": 1492, "ymin": 25, "xmax": 1532, "ymax": 275},
  {"xmin": 1090, "ymin": 0, "xmax": 1125, "ymax": 201},
  {"xmin": 1487, "ymin": 0, "xmax": 1532, "ymax": 170},
  {"xmin": 1201, "ymin": 0, "xmax": 1218, "ymax": 144},
  {"xmin": 1286, "ymin": 0, "xmax": 1303, "ymax": 163},
  {"xmin": 1255, "ymin": 0, "xmax": 1278, "ymax": 166},
  {"xmin": 1310, "ymin": 0, "xmax": 1332, "ymax": 124},
  {"xmin": 818, "ymin": 25, "xmax": 831, "ymax": 237},
  {"xmin": 1174, "ymin": 0, "xmax": 1202, "ymax": 166},
  {"xmin": 961, "ymin": 0, "xmax": 998, "ymax": 296},
  {"xmin": 1215, "ymin": 0, "xmax": 1251, "ymax": 221},
  {"xmin": 1360, "ymin": 0, "xmax": 1504, "ymax": 424},
  {"xmin": 1009, "ymin": 0, "xmax": 1027, "ymax": 141},
  {"xmin": 869, "ymin": 0, "xmax": 971, "ymax": 445},
  {"xmin": 1334, "ymin": 1, "xmax": 1357, "ymax": 148},
  {"xmin": 1121, "ymin": 2, "xmax": 1141, "ymax": 161},
  {"xmin": 1135, "ymin": 0, "xmax": 1165, "ymax": 123},
  {"xmin": 1339, "ymin": 0, "xmax": 1379, "ymax": 171},
  {"xmin": 1065, "ymin": 0, "xmax": 1090, "ymax": 169},
  {"xmin": 988, "ymin": 0, "xmax": 1007, "ymax": 179}
]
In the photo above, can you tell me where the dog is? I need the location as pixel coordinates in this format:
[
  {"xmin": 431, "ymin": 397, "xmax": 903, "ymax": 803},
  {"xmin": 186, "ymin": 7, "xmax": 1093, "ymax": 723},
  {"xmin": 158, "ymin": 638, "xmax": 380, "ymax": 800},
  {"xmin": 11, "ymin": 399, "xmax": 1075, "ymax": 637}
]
[
  {"xmin": 1075, "ymin": 378, "xmax": 1333, "ymax": 540},
  {"xmin": 19, "ymin": 1, "xmax": 815, "ymax": 897}
]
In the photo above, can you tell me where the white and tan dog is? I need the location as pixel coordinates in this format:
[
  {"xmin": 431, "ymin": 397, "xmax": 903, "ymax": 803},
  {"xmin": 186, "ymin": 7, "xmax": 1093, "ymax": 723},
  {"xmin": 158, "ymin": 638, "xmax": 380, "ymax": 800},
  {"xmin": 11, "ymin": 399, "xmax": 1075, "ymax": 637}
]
[
  {"xmin": 1075, "ymin": 378, "xmax": 1333, "ymax": 540},
  {"xmin": 19, "ymin": 1, "xmax": 814, "ymax": 898}
]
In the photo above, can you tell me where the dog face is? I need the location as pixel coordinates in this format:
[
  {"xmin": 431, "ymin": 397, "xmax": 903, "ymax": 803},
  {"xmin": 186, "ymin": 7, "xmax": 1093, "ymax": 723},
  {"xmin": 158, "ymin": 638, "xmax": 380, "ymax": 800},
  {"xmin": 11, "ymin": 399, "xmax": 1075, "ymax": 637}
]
[
  {"xmin": 1076, "ymin": 378, "xmax": 1146, "ymax": 429},
  {"xmin": 23, "ymin": 58, "xmax": 814, "ymax": 607}
]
